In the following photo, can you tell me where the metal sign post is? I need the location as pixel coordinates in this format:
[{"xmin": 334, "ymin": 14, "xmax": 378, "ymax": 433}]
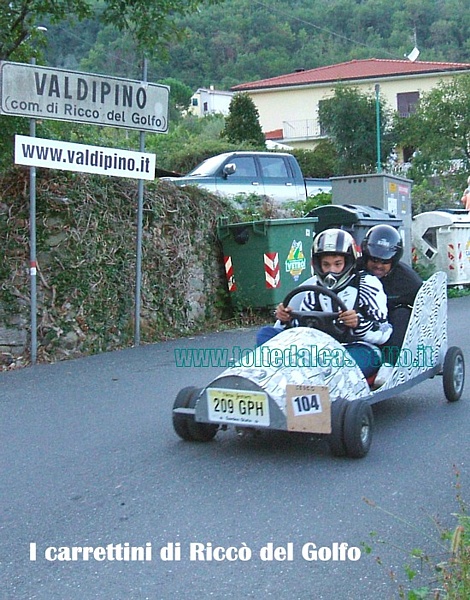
[
  {"xmin": 29, "ymin": 57, "xmax": 38, "ymax": 364},
  {"xmin": 134, "ymin": 57, "xmax": 148, "ymax": 347}
]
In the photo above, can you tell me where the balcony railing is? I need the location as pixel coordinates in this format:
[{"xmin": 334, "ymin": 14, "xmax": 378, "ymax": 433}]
[{"xmin": 282, "ymin": 119, "xmax": 323, "ymax": 140}]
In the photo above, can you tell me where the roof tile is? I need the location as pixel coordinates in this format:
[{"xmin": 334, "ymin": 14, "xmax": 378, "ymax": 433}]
[{"xmin": 231, "ymin": 58, "xmax": 470, "ymax": 91}]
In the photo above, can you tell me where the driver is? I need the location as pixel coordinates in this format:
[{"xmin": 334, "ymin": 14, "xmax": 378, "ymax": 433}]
[{"xmin": 256, "ymin": 228, "xmax": 393, "ymax": 377}]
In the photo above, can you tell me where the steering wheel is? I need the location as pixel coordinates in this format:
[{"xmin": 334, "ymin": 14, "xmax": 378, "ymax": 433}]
[{"xmin": 282, "ymin": 284, "xmax": 351, "ymax": 340}]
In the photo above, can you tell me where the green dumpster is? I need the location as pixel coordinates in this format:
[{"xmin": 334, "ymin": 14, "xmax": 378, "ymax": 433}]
[{"xmin": 217, "ymin": 217, "xmax": 318, "ymax": 309}]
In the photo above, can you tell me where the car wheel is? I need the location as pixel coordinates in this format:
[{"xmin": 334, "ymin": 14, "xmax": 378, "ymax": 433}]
[
  {"xmin": 443, "ymin": 346, "xmax": 465, "ymax": 403},
  {"xmin": 327, "ymin": 398, "xmax": 348, "ymax": 457},
  {"xmin": 342, "ymin": 400, "xmax": 373, "ymax": 458},
  {"xmin": 172, "ymin": 386, "xmax": 218, "ymax": 442}
]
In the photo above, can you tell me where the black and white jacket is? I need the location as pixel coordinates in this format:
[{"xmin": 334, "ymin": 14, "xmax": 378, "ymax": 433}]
[{"xmin": 299, "ymin": 271, "xmax": 393, "ymax": 345}]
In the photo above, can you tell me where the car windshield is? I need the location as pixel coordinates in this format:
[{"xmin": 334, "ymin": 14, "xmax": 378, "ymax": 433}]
[{"xmin": 187, "ymin": 154, "xmax": 229, "ymax": 177}]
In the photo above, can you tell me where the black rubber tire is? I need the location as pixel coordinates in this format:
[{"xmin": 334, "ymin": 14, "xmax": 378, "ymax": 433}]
[
  {"xmin": 342, "ymin": 400, "xmax": 373, "ymax": 458},
  {"xmin": 172, "ymin": 386, "xmax": 218, "ymax": 442},
  {"xmin": 186, "ymin": 388, "xmax": 219, "ymax": 442},
  {"xmin": 327, "ymin": 398, "xmax": 348, "ymax": 457},
  {"xmin": 172, "ymin": 386, "xmax": 197, "ymax": 441},
  {"xmin": 443, "ymin": 346, "xmax": 465, "ymax": 403}
]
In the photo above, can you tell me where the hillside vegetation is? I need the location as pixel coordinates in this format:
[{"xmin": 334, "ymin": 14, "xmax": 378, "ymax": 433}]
[{"xmin": 44, "ymin": 0, "xmax": 470, "ymax": 89}]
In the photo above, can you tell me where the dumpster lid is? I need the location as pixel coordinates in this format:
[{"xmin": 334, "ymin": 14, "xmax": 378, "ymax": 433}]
[
  {"xmin": 216, "ymin": 216, "xmax": 318, "ymax": 242},
  {"xmin": 306, "ymin": 203, "xmax": 401, "ymax": 223},
  {"xmin": 413, "ymin": 210, "xmax": 470, "ymax": 227},
  {"xmin": 218, "ymin": 216, "xmax": 319, "ymax": 228}
]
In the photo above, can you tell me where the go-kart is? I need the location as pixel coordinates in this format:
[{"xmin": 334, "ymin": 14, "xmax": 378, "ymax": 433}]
[{"xmin": 172, "ymin": 272, "xmax": 465, "ymax": 458}]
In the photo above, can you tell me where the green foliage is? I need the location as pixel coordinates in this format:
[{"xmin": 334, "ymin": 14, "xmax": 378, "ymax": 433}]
[
  {"xmin": 0, "ymin": 0, "xmax": 221, "ymax": 63},
  {"xmin": 284, "ymin": 192, "xmax": 332, "ymax": 217},
  {"xmin": 135, "ymin": 0, "xmax": 470, "ymax": 90},
  {"xmin": 161, "ymin": 139, "xmax": 254, "ymax": 175},
  {"xmin": 409, "ymin": 177, "xmax": 463, "ymax": 216},
  {"xmin": 78, "ymin": 25, "xmax": 140, "ymax": 78},
  {"xmin": 0, "ymin": 0, "xmax": 91, "ymax": 61},
  {"xmin": 393, "ymin": 75, "xmax": 470, "ymax": 184},
  {"xmin": 0, "ymin": 168, "xmax": 234, "ymax": 362},
  {"xmin": 146, "ymin": 114, "xmax": 261, "ymax": 174},
  {"xmin": 43, "ymin": 15, "xmax": 102, "ymax": 71},
  {"xmin": 363, "ymin": 469, "xmax": 470, "ymax": 599},
  {"xmin": 9, "ymin": 1, "xmax": 470, "ymax": 90},
  {"xmin": 291, "ymin": 142, "xmax": 338, "ymax": 178},
  {"xmin": 221, "ymin": 93, "xmax": 266, "ymax": 147},
  {"xmin": 225, "ymin": 193, "xmax": 292, "ymax": 223},
  {"xmin": 318, "ymin": 85, "xmax": 395, "ymax": 174},
  {"xmin": 0, "ymin": 116, "xmax": 30, "ymax": 172},
  {"xmin": 159, "ymin": 77, "xmax": 194, "ymax": 122},
  {"xmin": 99, "ymin": 0, "xmax": 223, "ymax": 57}
]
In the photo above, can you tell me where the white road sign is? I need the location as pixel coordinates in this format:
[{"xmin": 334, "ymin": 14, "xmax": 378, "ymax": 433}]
[
  {"xmin": 15, "ymin": 135, "xmax": 156, "ymax": 180},
  {"xmin": 0, "ymin": 61, "xmax": 169, "ymax": 133}
]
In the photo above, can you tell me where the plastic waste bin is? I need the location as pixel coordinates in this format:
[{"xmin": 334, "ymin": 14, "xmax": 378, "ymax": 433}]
[
  {"xmin": 412, "ymin": 209, "xmax": 470, "ymax": 284},
  {"xmin": 217, "ymin": 217, "xmax": 318, "ymax": 308},
  {"xmin": 306, "ymin": 203, "xmax": 405, "ymax": 260}
]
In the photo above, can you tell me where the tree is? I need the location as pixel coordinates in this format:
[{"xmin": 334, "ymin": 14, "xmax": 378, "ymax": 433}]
[
  {"xmin": 318, "ymin": 85, "xmax": 395, "ymax": 175},
  {"xmin": 221, "ymin": 93, "xmax": 265, "ymax": 147},
  {"xmin": 0, "ymin": 1, "xmax": 90, "ymax": 60},
  {"xmin": 159, "ymin": 78, "xmax": 194, "ymax": 122},
  {"xmin": 393, "ymin": 74, "xmax": 470, "ymax": 181},
  {"xmin": 0, "ymin": 0, "xmax": 220, "ymax": 62},
  {"xmin": 291, "ymin": 141, "xmax": 338, "ymax": 178}
]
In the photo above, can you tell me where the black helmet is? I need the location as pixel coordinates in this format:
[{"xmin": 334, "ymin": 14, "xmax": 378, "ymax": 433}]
[
  {"xmin": 361, "ymin": 224, "xmax": 403, "ymax": 267},
  {"xmin": 312, "ymin": 228, "xmax": 358, "ymax": 291}
]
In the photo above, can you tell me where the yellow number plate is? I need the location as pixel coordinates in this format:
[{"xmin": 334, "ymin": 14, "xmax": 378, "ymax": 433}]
[{"xmin": 207, "ymin": 388, "xmax": 270, "ymax": 426}]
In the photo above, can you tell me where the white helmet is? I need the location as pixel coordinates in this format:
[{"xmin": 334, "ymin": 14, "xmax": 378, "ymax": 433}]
[{"xmin": 312, "ymin": 228, "xmax": 358, "ymax": 291}]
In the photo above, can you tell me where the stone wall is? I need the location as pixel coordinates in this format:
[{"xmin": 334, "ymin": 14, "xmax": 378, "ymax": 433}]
[{"xmin": 0, "ymin": 169, "xmax": 234, "ymax": 367}]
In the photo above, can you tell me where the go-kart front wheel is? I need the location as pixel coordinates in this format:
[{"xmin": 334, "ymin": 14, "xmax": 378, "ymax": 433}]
[
  {"xmin": 443, "ymin": 346, "xmax": 465, "ymax": 403},
  {"xmin": 343, "ymin": 400, "xmax": 373, "ymax": 458},
  {"xmin": 327, "ymin": 398, "xmax": 348, "ymax": 457},
  {"xmin": 172, "ymin": 386, "xmax": 218, "ymax": 442},
  {"xmin": 327, "ymin": 399, "xmax": 373, "ymax": 459}
]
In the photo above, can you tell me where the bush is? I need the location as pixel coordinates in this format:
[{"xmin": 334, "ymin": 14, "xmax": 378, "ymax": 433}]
[
  {"xmin": 411, "ymin": 176, "xmax": 463, "ymax": 216},
  {"xmin": 291, "ymin": 141, "xmax": 338, "ymax": 178}
]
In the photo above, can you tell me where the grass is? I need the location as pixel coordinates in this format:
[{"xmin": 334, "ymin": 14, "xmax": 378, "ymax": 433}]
[{"xmin": 362, "ymin": 468, "xmax": 469, "ymax": 599}]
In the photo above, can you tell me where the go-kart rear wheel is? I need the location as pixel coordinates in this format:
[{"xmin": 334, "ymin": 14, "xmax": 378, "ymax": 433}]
[
  {"xmin": 327, "ymin": 398, "xmax": 348, "ymax": 457},
  {"xmin": 342, "ymin": 400, "xmax": 373, "ymax": 458},
  {"xmin": 173, "ymin": 386, "xmax": 196, "ymax": 441},
  {"xmin": 443, "ymin": 346, "xmax": 465, "ymax": 403},
  {"xmin": 172, "ymin": 386, "xmax": 218, "ymax": 442}
]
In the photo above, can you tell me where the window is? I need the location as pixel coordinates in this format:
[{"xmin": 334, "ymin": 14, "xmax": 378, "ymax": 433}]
[
  {"xmin": 259, "ymin": 156, "xmax": 289, "ymax": 178},
  {"xmin": 397, "ymin": 92, "xmax": 419, "ymax": 118},
  {"xmin": 230, "ymin": 157, "xmax": 257, "ymax": 177}
]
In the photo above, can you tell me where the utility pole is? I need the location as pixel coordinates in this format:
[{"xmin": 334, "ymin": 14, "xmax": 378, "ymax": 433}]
[{"xmin": 375, "ymin": 84, "xmax": 382, "ymax": 173}]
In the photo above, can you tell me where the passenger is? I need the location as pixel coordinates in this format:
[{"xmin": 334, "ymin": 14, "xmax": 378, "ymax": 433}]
[
  {"xmin": 256, "ymin": 228, "xmax": 393, "ymax": 378},
  {"xmin": 461, "ymin": 176, "xmax": 470, "ymax": 211},
  {"xmin": 360, "ymin": 225, "xmax": 422, "ymax": 365}
]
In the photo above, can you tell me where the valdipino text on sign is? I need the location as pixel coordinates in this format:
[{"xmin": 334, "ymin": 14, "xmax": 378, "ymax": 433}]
[
  {"xmin": 15, "ymin": 135, "xmax": 156, "ymax": 180},
  {"xmin": 0, "ymin": 61, "xmax": 169, "ymax": 133}
]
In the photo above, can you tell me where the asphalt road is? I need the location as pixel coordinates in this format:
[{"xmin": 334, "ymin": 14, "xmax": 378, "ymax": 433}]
[{"xmin": 1, "ymin": 295, "xmax": 469, "ymax": 600}]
